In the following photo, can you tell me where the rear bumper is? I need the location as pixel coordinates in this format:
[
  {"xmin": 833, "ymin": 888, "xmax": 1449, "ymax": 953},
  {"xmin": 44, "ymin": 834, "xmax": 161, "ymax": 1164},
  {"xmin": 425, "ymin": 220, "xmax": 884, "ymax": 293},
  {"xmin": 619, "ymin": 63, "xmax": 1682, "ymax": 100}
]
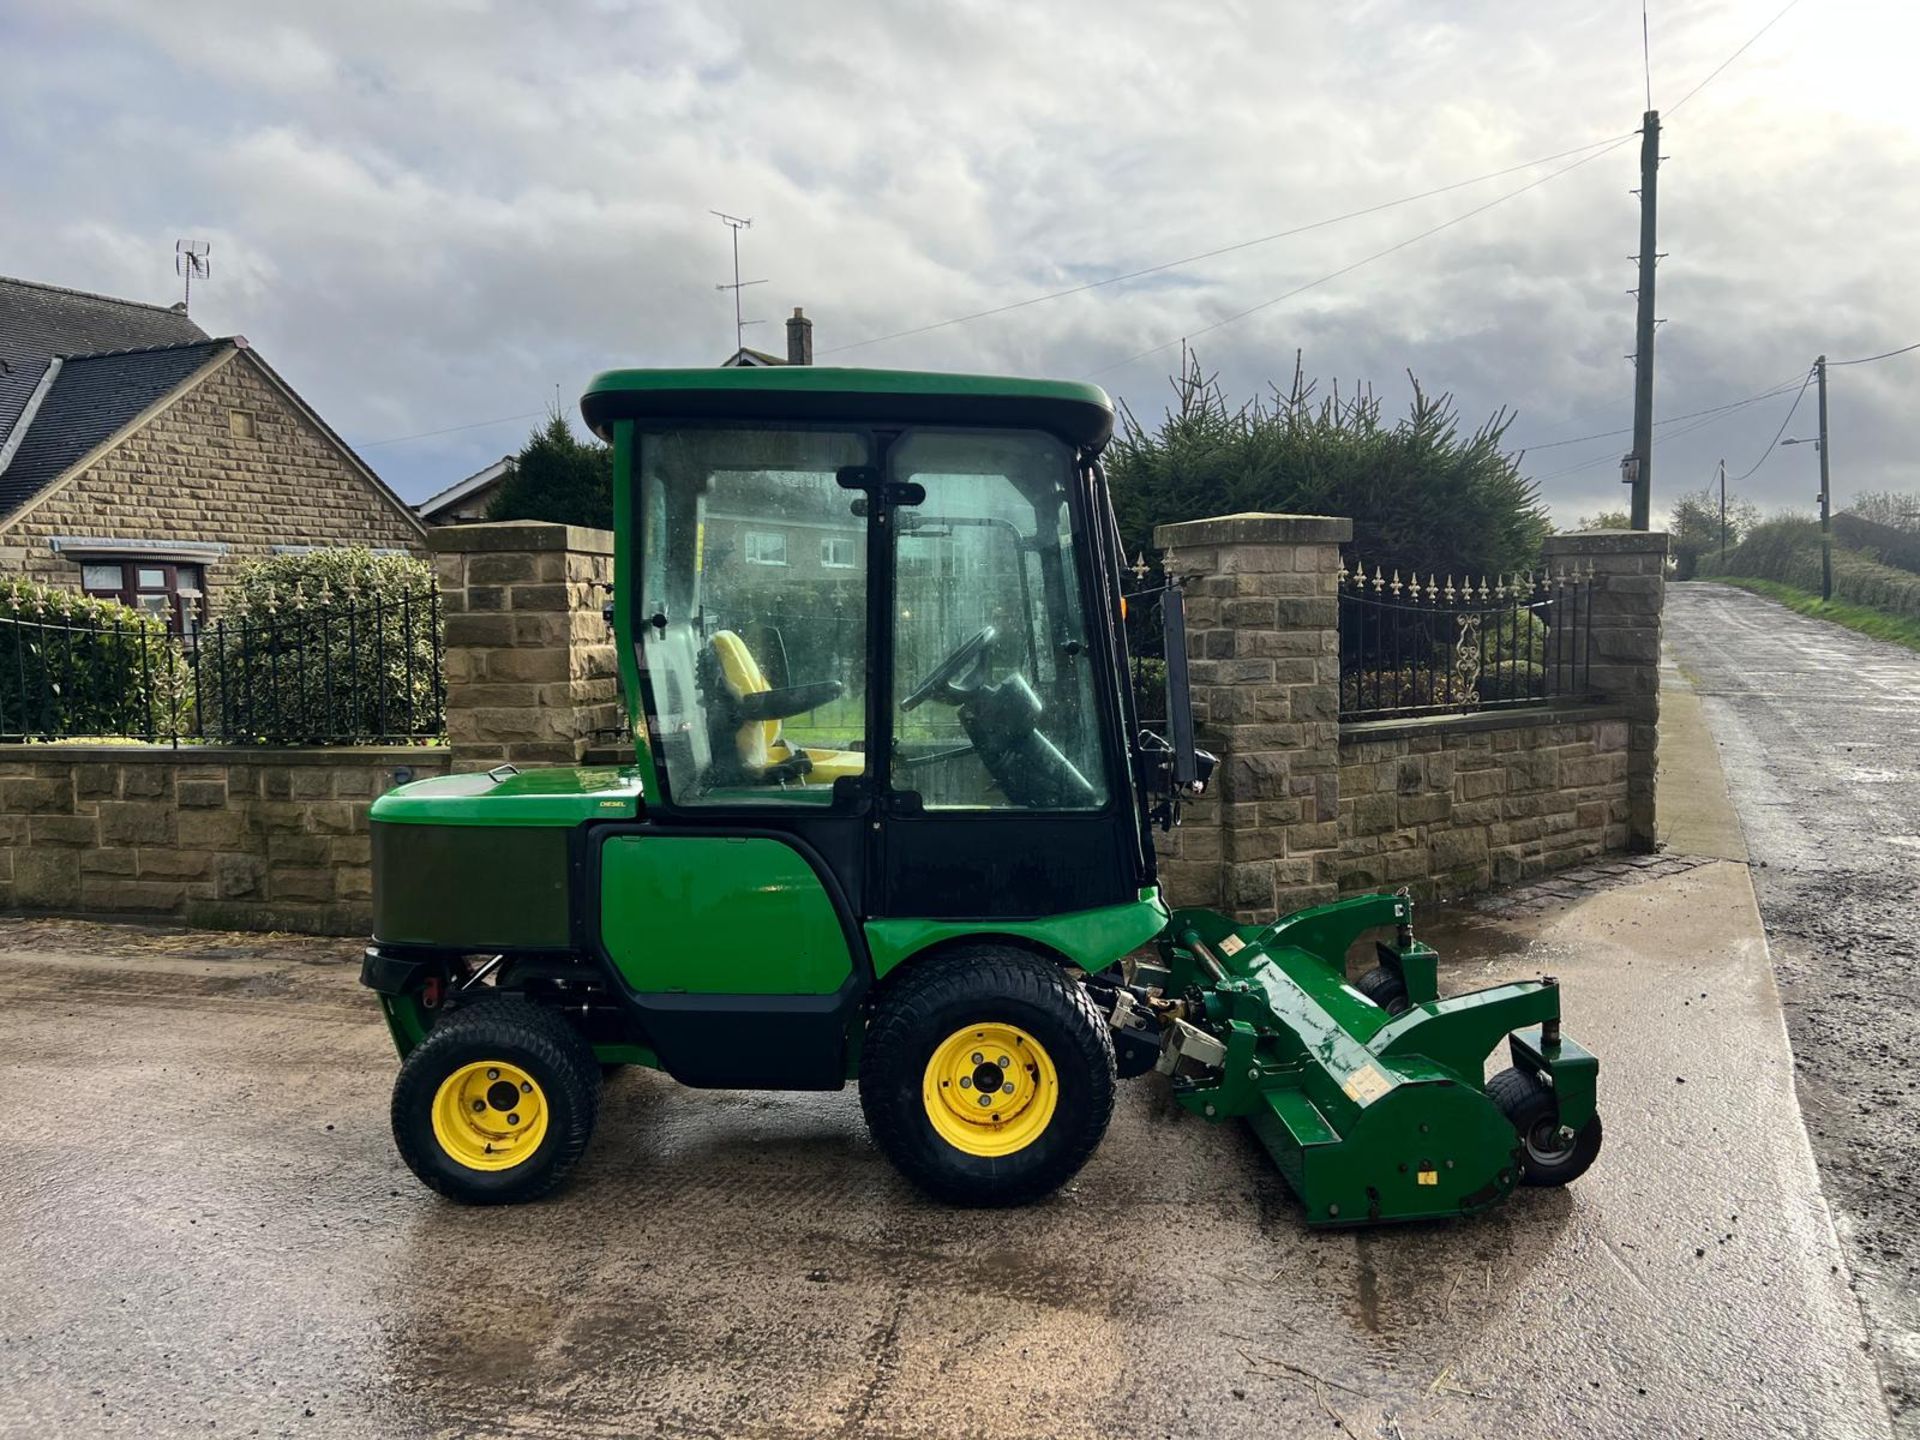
[{"xmin": 359, "ymin": 946, "xmax": 437, "ymax": 997}]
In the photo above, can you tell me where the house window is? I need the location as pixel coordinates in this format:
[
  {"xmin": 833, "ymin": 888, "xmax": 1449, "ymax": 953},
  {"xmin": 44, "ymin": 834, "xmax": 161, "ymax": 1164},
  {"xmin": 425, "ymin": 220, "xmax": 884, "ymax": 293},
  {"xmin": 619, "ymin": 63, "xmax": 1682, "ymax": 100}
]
[
  {"xmin": 744, "ymin": 530, "xmax": 788, "ymax": 566},
  {"xmin": 79, "ymin": 560, "xmax": 206, "ymax": 636},
  {"xmin": 821, "ymin": 535, "xmax": 856, "ymax": 569},
  {"xmin": 229, "ymin": 409, "xmax": 258, "ymax": 440}
]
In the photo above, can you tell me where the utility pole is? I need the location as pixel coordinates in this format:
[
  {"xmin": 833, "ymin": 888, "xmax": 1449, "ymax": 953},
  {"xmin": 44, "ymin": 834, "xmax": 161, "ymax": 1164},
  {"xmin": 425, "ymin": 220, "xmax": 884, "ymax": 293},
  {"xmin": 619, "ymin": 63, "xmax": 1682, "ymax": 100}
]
[
  {"xmin": 1718, "ymin": 457, "xmax": 1727, "ymax": 565},
  {"xmin": 1815, "ymin": 354, "xmax": 1832, "ymax": 602},
  {"xmin": 1628, "ymin": 110, "xmax": 1661, "ymax": 531},
  {"xmin": 710, "ymin": 211, "xmax": 766, "ymax": 354}
]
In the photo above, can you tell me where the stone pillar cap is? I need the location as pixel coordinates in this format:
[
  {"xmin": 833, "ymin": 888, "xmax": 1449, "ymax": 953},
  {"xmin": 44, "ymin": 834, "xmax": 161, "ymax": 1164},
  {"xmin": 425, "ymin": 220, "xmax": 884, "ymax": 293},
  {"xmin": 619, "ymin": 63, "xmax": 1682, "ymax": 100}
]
[
  {"xmin": 1542, "ymin": 528, "xmax": 1670, "ymax": 554},
  {"xmin": 1154, "ymin": 512, "xmax": 1353, "ymax": 548}
]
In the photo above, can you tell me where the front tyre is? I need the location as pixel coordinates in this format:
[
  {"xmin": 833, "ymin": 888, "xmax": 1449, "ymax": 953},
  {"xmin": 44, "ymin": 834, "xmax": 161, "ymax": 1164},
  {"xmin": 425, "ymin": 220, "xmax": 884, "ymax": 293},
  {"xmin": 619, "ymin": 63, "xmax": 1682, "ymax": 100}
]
[
  {"xmin": 391, "ymin": 996, "xmax": 600, "ymax": 1204},
  {"xmin": 860, "ymin": 947, "xmax": 1116, "ymax": 1207}
]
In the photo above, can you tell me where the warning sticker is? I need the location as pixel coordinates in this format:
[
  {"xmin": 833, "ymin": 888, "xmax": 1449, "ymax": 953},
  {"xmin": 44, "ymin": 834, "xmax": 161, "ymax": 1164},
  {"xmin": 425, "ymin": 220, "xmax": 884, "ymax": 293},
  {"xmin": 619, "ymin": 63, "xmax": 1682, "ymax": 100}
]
[
  {"xmin": 1218, "ymin": 934, "xmax": 1246, "ymax": 956},
  {"xmin": 1341, "ymin": 1063, "xmax": 1392, "ymax": 1106}
]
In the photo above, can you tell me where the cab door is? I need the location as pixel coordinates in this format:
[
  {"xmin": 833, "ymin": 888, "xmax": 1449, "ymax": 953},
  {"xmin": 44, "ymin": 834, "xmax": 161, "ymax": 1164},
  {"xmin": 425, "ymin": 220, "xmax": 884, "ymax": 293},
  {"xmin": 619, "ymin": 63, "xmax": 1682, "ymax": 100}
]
[{"xmin": 874, "ymin": 430, "xmax": 1136, "ymax": 919}]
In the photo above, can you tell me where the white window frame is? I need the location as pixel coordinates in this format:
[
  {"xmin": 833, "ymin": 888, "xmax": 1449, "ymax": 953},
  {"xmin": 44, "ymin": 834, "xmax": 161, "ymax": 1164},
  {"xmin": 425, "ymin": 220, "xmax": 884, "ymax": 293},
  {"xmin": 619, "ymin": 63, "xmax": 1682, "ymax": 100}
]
[
  {"xmin": 820, "ymin": 535, "xmax": 856, "ymax": 569},
  {"xmin": 744, "ymin": 530, "xmax": 789, "ymax": 567}
]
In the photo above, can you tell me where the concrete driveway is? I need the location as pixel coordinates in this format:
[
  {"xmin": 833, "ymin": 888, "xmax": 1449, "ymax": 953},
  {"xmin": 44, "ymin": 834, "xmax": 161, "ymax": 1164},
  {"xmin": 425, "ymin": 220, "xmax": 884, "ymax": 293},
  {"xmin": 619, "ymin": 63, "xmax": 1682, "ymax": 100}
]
[{"xmin": 0, "ymin": 673, "xmax": 1894, "ymax": 1439}]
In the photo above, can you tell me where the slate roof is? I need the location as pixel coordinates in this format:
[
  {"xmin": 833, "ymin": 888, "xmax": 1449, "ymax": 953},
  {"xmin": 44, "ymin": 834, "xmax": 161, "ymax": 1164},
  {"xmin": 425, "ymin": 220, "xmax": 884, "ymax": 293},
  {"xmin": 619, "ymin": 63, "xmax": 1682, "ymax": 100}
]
[
  {"xmin": 0, "ymin": 340, "xmax": 230, "ymax": 518},
  {"xmin": 1, "ymin": 276, "xmax": 209, "ymax": 443}
]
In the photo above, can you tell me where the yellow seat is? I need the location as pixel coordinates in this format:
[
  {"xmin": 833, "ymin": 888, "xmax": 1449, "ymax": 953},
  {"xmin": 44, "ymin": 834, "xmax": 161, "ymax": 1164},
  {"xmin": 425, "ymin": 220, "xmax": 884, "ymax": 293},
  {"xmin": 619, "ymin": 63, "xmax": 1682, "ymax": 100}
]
[{"xmin": 709, "ymin": 631, "xmax": 865, "ymax": 786}]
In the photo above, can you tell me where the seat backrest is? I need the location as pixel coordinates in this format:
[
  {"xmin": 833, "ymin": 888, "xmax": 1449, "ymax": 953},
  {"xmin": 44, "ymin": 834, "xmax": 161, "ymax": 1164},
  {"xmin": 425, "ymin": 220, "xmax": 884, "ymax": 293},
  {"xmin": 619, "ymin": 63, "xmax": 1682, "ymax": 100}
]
[{"xmin": 709, "ymin": 630, "xmax": 781, "ymax": 770}]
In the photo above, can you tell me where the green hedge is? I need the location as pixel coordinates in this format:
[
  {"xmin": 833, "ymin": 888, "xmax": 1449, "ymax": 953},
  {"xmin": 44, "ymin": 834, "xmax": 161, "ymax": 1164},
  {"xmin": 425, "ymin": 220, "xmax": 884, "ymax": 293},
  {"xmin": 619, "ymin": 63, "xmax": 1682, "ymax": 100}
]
[
  {"xmin": 1697, "ymin": 518, "xmax": 1920, "ymax": 619},
  {"xmin": 0, "ymin": 580, "xmax": 189, "ymax": 739},
  {"xmin": 195, "ymin": 549, "xmax": 443, "ymax": 743}
]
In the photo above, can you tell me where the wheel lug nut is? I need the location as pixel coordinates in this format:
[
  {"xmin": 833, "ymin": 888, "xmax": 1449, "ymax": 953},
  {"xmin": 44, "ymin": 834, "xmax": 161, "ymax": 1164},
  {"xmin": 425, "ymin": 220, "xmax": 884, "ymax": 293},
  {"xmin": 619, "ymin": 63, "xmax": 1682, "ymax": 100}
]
[
  {"xmin": 1002, "ymin": 1082, "xmax": 1015, "ymax": 1094},
  {"xmin": 971, "ymin": 1052, "xmax": 983, "ymax": 1065},
  {"xmin": 472, "ymin": 1099, "xmax": 485, "ymax": 1112},
  {"xmin": 977, "ymin": 1095, "xmax": 992, "ymax": 1108},
  {"xmin": 520, "ymin": 1081, "xmax": 532, "ymax": 1093},
  {"xmin": 998, "ymin": 1056, "xmax": 1010, "ymax": 1067},
  {"xmin": 959, "ymin": 1076, "xmax": 972, "ymax": 1089},
  {"xmin": 507, "ymin": 1113, "xmax": 520, "ymax": 1126},
  {"xmin": 486, "ymin": 1069, "xmax": 500, "ymax": 1081}
]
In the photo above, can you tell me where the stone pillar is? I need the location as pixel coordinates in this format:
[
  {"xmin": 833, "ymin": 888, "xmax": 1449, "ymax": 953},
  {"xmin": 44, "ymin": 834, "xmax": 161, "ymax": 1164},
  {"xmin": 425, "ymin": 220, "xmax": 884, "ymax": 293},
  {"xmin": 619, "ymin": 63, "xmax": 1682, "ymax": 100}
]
[
  {"xmin": 1152, "ymin": 513, "xmax": 1351, "ymax": 923},
  {"xmin": 431, "ymin": 522, "xmax": 623, "ymax": 772},
  {"xmin": 1540, "ymin": 529, "xmax": 1668, "ymax": 852}
]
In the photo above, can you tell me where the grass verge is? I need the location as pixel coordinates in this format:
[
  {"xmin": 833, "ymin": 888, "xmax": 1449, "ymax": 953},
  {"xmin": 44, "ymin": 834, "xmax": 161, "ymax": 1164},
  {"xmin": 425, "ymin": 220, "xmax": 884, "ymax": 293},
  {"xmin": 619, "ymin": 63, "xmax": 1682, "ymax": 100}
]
[{"xmin": 1702, "ymin": 575, "xmax": 1920, "ymax": 655}]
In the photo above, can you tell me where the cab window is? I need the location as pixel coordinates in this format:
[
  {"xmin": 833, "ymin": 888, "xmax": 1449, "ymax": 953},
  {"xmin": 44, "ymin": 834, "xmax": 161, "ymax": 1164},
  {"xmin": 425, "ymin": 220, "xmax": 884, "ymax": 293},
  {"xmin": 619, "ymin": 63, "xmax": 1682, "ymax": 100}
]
[
  {"xmin": 637, "ymin": 428, "xmax": 869, "ymax": 805},
  {"xmin": 889, "ymin": 430, "xmax": 1109, "ymax": 812}
]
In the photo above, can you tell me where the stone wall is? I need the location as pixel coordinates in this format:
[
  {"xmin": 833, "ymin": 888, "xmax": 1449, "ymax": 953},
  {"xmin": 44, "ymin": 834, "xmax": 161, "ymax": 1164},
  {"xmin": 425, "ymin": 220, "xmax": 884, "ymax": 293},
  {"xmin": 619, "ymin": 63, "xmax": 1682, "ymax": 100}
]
[
  {"xmin": 0, "ymin": 347, "xmax": 427, "ymax": 601},
  {"xmin": 1336, "ymin": 708, "xmax": 1632, "ymax": 894},
  {"xmin": 1153, "ymin": 514, "xmax": 1668, "ymax": 922},
  {"xmin": 0, "ymin": 745, "xmax": 452, "ymax": 934}
]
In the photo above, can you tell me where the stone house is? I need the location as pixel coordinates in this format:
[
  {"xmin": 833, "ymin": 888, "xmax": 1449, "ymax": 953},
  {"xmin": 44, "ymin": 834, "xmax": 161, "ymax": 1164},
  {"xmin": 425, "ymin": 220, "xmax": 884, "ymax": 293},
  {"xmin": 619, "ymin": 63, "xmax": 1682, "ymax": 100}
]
[{"xmin": 0, "ymin": 276, "xmax": 426, "ymax": 631}]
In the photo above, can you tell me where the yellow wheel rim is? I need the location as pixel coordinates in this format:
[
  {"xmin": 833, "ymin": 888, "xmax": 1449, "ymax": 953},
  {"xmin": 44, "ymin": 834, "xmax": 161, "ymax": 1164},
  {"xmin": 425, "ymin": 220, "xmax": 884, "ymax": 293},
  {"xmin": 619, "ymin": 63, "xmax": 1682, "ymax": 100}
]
[
  {"xmin": 430, "ymin": 1060, "xmax": 549, "ymax": 1172},
  {"xmin": 921, "ymin": 1022, "xmax": 1059, "ymax": 1158}
]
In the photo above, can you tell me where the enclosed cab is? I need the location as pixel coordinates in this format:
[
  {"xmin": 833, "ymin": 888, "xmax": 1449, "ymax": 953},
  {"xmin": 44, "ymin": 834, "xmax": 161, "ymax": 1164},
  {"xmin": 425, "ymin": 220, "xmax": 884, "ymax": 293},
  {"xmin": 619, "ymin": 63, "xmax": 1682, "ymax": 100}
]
[{"xmin": 365, "ymin": 368, "xmax": 1190, "ymax": 1204}]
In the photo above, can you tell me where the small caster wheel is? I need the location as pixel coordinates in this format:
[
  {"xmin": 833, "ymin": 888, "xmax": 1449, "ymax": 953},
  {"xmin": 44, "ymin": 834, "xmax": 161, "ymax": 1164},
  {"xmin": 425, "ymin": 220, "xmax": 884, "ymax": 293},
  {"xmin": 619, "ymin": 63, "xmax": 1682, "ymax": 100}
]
[
  {"xmin": 1487, "ymin": 1066, "xmax": 1603, "ymax": 1186},
  {"xmin": 1355, "ymin": 964, "xmax": 1409, "ymax": 1016}
]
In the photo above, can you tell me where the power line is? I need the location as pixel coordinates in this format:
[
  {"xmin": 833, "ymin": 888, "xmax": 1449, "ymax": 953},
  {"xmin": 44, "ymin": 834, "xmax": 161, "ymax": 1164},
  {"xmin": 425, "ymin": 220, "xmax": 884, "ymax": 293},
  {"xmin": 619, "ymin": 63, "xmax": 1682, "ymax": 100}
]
[
  {"xmin": 817, "ymin": 133, "xmax": 1634, "ymax": 358},
  {"xmin": 1088, "ymin": 136, "xmax": 1635, "ymax": 379},
  {"xmin": 1828, "ymin": 339, "xmax": 1920, "ymax": 367},
  {"xmin": 1726, "ymin": 365, "xmax": 1816, "ymax": 482},
  {"xmin": 358, "ymin": 410, "xmax": 548, "ymax": 449},
  {"xmin": 1518, "ymin": 374, "xmax": 1806, "ymax": 453},
  {"xmin": 1669, "ymin": 0, "xmax": 1805, "ymax": 112}
]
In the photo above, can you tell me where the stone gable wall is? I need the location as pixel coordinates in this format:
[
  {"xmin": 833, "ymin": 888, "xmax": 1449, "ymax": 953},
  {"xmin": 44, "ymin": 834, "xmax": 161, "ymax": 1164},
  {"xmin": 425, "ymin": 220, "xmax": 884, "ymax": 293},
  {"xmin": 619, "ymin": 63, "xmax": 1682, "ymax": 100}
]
[{"xmin": 0, "ymin": 350, "xmax": 426, "ymax": 599}]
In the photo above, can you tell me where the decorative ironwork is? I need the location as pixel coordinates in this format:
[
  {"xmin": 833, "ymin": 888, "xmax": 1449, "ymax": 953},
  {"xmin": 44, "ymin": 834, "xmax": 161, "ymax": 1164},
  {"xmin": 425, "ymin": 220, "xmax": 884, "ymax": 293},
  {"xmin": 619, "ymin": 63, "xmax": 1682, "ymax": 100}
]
[
  {"xmin": 0, "ymin": 587, "xmax": 445, "ymax": 746},
  {"xmin": 1339, "ymin": 559, "xmax": 1593, "ymax": 721}
]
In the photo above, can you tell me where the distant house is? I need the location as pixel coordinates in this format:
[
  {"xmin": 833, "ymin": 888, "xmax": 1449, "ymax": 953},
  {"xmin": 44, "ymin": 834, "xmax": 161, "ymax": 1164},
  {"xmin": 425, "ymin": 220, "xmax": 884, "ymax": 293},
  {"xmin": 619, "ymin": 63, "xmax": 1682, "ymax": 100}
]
[
  {"xmin": 0, "ymin": 276, "xmax": 426, "ymax": 631},
  {"xmin": 416, "ymin": 455, "xmax": 513, "ymax": 525},
  {"xmin": 721, "ymin": 307, "xmax": 814, "ymax": 369}
]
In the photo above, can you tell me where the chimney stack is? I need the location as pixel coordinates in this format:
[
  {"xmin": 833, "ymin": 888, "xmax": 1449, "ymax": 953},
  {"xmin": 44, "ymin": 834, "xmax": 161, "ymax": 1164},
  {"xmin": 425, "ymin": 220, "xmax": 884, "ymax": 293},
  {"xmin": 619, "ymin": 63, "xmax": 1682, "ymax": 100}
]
[{"xmin": 785, "ymin": 307, "xmax": 814, "ymax": 366}]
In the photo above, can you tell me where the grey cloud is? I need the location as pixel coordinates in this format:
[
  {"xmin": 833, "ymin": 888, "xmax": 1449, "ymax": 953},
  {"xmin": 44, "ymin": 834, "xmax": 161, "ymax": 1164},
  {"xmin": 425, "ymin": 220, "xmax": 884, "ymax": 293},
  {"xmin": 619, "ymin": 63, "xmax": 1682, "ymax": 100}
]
[{"xmin": 0, "ymin": 0, "xmax": 1912, "ymax": 526}]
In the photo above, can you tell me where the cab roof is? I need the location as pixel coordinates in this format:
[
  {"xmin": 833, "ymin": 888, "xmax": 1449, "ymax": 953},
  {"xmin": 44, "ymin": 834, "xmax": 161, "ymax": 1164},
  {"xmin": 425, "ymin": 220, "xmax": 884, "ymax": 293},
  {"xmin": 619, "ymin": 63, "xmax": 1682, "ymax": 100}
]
[{"xmin": 579, "ymin": 366, "xmax": 1114, "ymax": 452}]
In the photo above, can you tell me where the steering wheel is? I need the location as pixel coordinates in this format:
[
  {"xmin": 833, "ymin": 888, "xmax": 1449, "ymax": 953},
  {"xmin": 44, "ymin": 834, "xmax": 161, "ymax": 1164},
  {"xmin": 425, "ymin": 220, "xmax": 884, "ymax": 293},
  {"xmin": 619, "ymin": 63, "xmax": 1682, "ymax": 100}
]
[{"xmin": 901, "ymin": 626, "xmax": 996, "ymax": 712}]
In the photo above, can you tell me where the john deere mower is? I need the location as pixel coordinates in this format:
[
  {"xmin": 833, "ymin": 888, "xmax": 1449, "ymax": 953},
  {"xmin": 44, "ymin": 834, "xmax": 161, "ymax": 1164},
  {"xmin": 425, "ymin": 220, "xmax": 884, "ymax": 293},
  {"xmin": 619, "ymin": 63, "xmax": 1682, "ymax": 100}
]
[{"xmin": 362, "ymin": 366, "xmax": 1602, "ymax": 1222}]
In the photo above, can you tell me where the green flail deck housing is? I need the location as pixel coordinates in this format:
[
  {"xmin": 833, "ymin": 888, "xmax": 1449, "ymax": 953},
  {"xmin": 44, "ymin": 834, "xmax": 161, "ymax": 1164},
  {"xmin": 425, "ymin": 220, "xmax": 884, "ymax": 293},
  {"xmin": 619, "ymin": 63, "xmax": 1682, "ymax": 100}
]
[
  {"xmin": 1149, "ymin": 897, "xmax": 1596, "ymax": 1225},
  {"xmin": 361, "ymin": 365, "xmax": 1603, "ymax": 1219}
]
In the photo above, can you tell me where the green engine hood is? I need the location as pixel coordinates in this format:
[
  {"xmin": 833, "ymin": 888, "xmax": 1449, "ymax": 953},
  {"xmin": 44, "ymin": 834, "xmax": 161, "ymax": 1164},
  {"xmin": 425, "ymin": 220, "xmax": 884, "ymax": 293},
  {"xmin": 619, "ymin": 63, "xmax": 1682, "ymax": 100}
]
[{"xmin": 370, "ymin": 766, "xmax": 645, "ymax": 827}]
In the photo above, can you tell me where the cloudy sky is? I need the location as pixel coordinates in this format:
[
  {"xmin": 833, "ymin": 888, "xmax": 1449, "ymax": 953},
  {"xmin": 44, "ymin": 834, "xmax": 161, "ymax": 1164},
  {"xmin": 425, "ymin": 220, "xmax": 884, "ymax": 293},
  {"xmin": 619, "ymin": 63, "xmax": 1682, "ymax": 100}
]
[{"xmin": 2, "ymin": 0, "xmax": 1914, "ymax": 526}]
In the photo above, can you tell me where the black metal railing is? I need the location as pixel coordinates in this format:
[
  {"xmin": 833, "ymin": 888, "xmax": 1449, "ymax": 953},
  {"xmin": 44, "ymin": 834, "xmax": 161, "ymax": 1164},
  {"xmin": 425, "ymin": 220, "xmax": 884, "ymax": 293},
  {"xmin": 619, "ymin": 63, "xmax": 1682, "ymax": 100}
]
[
  {"xmin": 0, "ymin": 588, "xmax": 444, "ymax": 745},
  {"xmin": 1339, "ymin": 562, "xmax": 1592, "ymax": 722}
]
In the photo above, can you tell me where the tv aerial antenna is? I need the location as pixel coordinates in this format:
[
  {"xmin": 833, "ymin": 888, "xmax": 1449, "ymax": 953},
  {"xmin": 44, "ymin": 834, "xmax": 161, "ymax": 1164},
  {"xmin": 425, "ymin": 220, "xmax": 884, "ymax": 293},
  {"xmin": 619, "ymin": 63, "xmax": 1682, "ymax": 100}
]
[
  {"xmin": 710, "ymin": 211, "xmax": 766, "ymax": 354},
  {"xmin": 175, "ymin": 239, "xmax": 210, "ymax": 313}
]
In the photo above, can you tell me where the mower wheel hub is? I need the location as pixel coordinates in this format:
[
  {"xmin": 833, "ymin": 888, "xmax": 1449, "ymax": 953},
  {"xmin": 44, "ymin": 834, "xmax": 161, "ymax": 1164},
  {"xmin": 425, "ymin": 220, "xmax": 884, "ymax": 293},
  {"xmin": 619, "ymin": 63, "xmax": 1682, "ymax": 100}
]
[
  {"xmin": 922, "ymin": 1023, "xmax": 1057, "ymax": 1158},
  {"xmin": 431, "ymin": 1059, "xmax": 549, "ymax": 1172}
]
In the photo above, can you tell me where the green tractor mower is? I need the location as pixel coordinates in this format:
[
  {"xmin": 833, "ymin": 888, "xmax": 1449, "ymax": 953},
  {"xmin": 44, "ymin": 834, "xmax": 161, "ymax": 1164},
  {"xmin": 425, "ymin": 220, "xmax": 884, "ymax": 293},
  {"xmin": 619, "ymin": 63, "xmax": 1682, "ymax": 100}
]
[{"xmin": 362, "ymin": 366, "xmax": 1602, "ymax": 1223}]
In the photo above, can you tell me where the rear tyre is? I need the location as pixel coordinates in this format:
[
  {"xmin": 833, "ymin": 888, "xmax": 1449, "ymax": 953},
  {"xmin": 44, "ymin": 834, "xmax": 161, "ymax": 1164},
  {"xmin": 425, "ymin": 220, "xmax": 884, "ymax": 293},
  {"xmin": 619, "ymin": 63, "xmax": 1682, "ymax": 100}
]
[
  {"xmin": 1486, "ymin": 1065, "xmax": 1603, "ymax": 1186},
  {"xmin": 391, "ymin": 996, "xmax": 600, "ymax": 1205},
  {"xmin": 860, "ymin": 947, "xmax": 1116, "ymax": 1207},
  {"xmin": 1355, "ymin": 964, "xmax": 1410, "ymax": 1016}
]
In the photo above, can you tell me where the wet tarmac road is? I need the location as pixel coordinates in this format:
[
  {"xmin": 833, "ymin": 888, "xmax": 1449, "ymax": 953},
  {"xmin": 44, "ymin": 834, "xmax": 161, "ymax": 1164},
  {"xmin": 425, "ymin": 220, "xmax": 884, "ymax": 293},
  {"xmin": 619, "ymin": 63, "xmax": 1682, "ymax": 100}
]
[
  {"xmin": 0, "ymin": 880, "xmax": 1890, "ymax": 1440},
  {"xmin": 1665, "ymin": 582, "xmax": 1920, "ymax": 1433}
]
